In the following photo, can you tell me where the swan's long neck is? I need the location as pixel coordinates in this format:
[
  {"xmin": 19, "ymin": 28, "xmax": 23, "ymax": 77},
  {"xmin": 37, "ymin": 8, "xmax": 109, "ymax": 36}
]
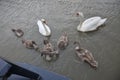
[
  {"xmin": 41, "ymin": 22, "xmax": 49, "ymax": 35},
  {"xmin": 80, "ymin": 16, "xmax": 85, "ymax": 27},
  {"xmin": 77, "ymin": 13, "xmax": 85, "ymax": 29},
  {"xmin": 77, "ymin": 16, "xmax": 84, "ymax": 30}
]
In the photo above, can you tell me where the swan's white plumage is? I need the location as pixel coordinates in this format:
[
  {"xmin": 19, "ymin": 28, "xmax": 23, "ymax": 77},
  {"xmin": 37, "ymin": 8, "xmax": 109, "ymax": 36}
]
[
  {"xmin": 77, "ymin": 16, "xmax": 107, "ymax": 32},
  {"xmin": 97, "ymin": 18, "xmax": 107, "ymax": 27},
  {"xmin": 37, "ymin": 20, "xmax": 51, "ymax": 36}
]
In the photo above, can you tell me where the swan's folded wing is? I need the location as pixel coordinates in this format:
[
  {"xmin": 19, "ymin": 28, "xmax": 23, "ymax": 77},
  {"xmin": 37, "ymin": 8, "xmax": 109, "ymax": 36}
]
[
  {"xmin": 80, "ymin": 17, "xmax": 101, "ymax": 32},
  {"xmin": 37, "ymin": 20, "xmax": 51, "ymax": 36}
]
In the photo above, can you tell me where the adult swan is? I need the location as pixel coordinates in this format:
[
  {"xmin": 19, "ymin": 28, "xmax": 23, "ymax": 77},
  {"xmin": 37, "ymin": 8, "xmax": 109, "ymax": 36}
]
[
  {"xmin": 37, "ymin": 19, "xmax": 51, "ymax": 36},
  {"xmin": 76, "ymin": 12, "xmax": 107, "ymax": 32}
]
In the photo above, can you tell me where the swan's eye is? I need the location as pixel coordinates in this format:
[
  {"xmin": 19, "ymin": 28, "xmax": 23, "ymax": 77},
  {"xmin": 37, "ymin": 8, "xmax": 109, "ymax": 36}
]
[{"xmin": 76, "ymin": 12, "xmax": 84, "ymax": 17}]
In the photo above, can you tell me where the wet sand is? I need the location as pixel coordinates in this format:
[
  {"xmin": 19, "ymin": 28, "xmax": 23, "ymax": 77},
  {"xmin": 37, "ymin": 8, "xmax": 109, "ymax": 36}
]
[{"xmin": 0, "ymin": 0, "xmax": 120, "ymax": 80}]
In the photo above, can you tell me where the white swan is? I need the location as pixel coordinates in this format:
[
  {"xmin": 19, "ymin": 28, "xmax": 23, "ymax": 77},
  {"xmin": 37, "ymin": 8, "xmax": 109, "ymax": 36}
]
[
  {"xmin": 76, "ymin": 12, "xmax": 107, "ymax": 32},
  {"xmin": 37, "ymin": 19, "xmax": 51, "ymax": 36}
]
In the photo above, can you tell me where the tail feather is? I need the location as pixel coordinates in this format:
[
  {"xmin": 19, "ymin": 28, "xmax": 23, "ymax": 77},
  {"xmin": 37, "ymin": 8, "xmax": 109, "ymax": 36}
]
[{"xmin": 97, "ymin": 18, "xmax": 107, "ymax": 27}]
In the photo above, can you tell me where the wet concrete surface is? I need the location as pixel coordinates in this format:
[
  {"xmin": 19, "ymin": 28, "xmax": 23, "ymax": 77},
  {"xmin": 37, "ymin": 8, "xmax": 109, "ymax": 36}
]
[{"xmin": 0, "ymin": 0, "xmax": 120, "ymax": 80}]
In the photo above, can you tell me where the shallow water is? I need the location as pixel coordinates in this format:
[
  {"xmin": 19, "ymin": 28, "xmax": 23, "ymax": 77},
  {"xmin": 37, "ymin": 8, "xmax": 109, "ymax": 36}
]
[{"xmin": 0, "ymin": 0, "xmax": 120, "ymax": 80}]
